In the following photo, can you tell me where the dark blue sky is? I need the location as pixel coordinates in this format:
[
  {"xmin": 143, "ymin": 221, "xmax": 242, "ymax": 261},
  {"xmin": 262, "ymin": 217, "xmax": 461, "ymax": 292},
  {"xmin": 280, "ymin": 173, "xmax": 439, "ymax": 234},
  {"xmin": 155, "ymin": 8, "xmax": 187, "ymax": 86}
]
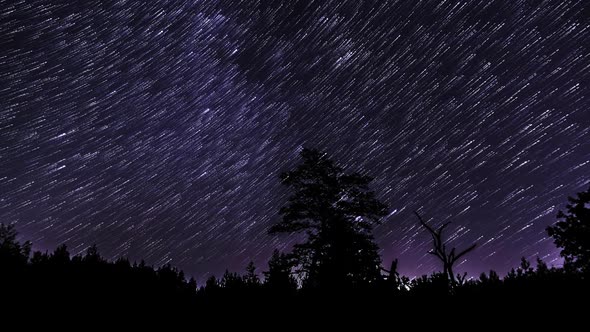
[{"xmin": 1, "ymin": 0, "xmax": 589, "ymax": 281}]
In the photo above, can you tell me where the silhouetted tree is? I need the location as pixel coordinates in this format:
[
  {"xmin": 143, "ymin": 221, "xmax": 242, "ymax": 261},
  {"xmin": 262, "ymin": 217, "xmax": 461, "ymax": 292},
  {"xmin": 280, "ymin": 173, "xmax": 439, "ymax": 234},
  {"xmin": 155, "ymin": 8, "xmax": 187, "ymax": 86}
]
[
  {"xmin": 414, "ymin": 211, "xmax": 476, "ymax": 286},
  {"xmin": 269, "ymin": 148, "xmax": 388, "ymax": 288},
  {"xmin": 203, "ymin": 275, "xmax": 220, "ymax": 295},
  {"xmin": 220, "ymin": 270, "xmax": 241, "ymax": 288},
  {"xmin": 264, "ymin": 249, "xmax": 297, "ymax": 291},
  {"xmin": 380, "ymin": 258, "xmax": 405, "ymax": 292},
  {"xmin": 84, "ymin": 244, "xmax": 103, "ymax": 264},
  {"xmin": 0, "ymin": 223, "xmax": 31, "ymax": 266},
  {"xmin": 547, "ymin": 186, "xmax": 590, "ymax": 273},
  {"xmin": 50, "ymin": 244, "xmax": 71, "ymax": 265},
  {"xmin": 187, "ymin": 277, "xmax": 198, "ymax": 293},
  {"xmin": 479, "ymin": 270, "xmax": 501, "ymax": 285},
  {"xmin": 244, "ymin": 261, "xmax": 260, "ymax": 287},
  {"xmin": 409, "ymin": 272, "xmax": 450, "ymax": 296},
  {"xmin": 0, "ymin": 224, "xmax": 197, "ymax": 308}
]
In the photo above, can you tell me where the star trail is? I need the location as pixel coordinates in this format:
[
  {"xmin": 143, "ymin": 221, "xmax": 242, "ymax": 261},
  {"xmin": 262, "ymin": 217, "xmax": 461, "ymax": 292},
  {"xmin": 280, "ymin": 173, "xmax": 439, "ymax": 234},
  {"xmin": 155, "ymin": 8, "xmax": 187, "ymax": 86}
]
[{"xmin": 1, "ymin": 0, "xmax": 589, "ymax": 281}]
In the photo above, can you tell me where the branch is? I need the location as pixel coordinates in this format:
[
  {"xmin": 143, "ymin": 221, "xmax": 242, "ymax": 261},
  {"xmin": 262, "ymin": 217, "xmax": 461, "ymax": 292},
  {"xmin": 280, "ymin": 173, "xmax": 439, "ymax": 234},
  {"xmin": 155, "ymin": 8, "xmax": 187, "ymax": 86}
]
[
  {"xmin": 451, "ymin": 243, "xmax": 477, "ymax": 263},
  {"xmin": 439, "ymin": 221, "xmax": 452, "ymax": 234},
  {"xmin": 416, "ymin": 211, "xmax": 451, "ymax": 261},
  {"xmin": 431, "ymin": 234, "xmax": 441, "ymax": 250},
  {"xmin": 414, "ymin": 211, "xmax": 437, "ymax": 236},
  {"xmin": 448, "ymin": 247, "xmax": 456, "ymax": 262}
]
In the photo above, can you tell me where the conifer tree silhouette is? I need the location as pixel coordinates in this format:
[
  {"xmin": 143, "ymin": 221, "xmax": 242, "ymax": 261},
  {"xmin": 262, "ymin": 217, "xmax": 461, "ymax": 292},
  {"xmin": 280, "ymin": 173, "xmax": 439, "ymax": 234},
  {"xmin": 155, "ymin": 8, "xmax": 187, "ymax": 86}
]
[
  {"xmin": 547, "ymin": 186, "xmax": 590, "ymax": 273},
  {"xmin": 270, "ymin": 148, "xmax": 388, "ymax": 288}
]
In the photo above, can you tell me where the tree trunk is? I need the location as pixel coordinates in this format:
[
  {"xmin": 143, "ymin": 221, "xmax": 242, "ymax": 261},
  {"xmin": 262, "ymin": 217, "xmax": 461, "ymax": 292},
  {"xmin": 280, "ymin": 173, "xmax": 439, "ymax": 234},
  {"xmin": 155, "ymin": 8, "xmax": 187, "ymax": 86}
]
[{"xmin": 444, "ymin": 263, "xmax": 456, "ymax": 286}]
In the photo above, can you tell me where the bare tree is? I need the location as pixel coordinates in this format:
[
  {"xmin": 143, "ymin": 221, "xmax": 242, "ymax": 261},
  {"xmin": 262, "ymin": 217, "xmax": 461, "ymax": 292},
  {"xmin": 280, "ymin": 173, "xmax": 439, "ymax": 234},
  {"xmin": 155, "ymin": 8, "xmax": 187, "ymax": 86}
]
[{"xmin": 414, "ymin": 211, "xmax": 476, "ymax": 286}]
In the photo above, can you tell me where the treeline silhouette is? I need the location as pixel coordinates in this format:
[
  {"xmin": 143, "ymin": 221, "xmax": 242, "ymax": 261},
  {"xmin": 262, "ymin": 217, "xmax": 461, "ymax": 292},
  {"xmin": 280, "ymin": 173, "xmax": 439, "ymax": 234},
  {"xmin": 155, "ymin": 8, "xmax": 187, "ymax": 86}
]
[{"xmin": 1, "ymin": 149, "xmax": 589, "ymax": 309}]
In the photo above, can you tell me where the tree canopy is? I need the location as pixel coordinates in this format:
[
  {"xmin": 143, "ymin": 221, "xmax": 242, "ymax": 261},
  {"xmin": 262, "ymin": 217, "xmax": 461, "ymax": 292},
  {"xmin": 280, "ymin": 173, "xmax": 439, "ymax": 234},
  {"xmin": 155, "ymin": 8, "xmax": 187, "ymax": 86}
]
[
  {"xmin": 269, "ymin": 148, "xmax": 388, "ymax": 288},
  {"xmin": 547, "ymin": 186, "xmax": 590, "ymax": 273}
]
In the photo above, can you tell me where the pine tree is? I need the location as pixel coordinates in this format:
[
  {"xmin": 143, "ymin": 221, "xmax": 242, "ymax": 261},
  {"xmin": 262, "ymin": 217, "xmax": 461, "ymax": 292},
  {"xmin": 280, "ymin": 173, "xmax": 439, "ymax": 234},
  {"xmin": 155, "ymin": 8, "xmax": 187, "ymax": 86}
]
[
  {"xmin": 547, "ymin": 186, "xmax": 590, "ymax": 273},
  {"xmin": 0, "ymin": 223, "xmax": 31, "ymax": 267},
  {"xmin": 264, "ymin": 250, "xmax": 297, "ymax": 291},
  {"xmin": 269, "ymin": 148, "xmax": 388, "ymax": 288},
  {"xmin": 244, "ymin": 261, "xmax": 260, "ymax": 286}
]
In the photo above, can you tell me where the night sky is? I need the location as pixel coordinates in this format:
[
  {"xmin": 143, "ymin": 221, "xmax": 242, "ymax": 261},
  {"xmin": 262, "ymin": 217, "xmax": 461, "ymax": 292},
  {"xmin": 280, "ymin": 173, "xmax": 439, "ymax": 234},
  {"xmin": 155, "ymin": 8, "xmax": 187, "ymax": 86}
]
[{"xmin": 1, "ymin": 0, "xmax": 589, "ymax": 282}]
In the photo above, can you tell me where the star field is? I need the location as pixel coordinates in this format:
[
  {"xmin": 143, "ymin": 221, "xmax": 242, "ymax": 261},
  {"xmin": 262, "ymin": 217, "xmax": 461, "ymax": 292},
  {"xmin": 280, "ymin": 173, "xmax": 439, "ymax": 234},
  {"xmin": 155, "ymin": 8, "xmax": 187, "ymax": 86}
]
[{"xmin": 1, "ymin": 0, "xmax": 589, "ymax": 281}]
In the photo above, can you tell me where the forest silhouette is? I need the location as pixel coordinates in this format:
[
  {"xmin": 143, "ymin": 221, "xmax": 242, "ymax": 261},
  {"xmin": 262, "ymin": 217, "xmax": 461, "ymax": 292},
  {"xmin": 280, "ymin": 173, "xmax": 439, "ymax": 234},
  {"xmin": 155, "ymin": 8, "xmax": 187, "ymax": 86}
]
[{"xmin": 1, "ymin": 148, "xmax": 589, "ymax": 312}]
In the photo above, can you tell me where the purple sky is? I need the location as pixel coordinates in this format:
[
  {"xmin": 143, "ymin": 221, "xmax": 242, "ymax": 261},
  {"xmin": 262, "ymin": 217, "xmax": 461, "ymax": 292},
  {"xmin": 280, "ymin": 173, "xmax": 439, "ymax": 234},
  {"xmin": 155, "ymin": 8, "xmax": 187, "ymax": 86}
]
[{"xmin": 1, "ymin": 0, "xmax": 589, "ymax": 282}]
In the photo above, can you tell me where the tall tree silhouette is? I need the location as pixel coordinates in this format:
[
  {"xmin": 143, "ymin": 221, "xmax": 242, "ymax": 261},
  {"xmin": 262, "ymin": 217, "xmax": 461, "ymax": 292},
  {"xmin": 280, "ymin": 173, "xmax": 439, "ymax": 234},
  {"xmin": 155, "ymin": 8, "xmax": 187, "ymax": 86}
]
[
  {"xmin": 0, "ymin": 223, "xmax": 31, "ymax": 267},
  {"xmin": 269, "ymin": 148, "xmax": 388, "ymax": 288},
  {"xmin": 414, "ymin": 211, "xmax": 476, "ymax": 286},
  {"xmin": 547, "ymin": 186, "xmax": 590, "ymax": 273},
  {"xmin": 264, "ymin": 249, "xmax": 297, "ymax": 291},
  {"xmin": 0, "ymin": 223, "xmax": 31, "ymax": 289},
  {"xmin": 244, "ymin": 261, "xmax": 260, "ymax": 287}
]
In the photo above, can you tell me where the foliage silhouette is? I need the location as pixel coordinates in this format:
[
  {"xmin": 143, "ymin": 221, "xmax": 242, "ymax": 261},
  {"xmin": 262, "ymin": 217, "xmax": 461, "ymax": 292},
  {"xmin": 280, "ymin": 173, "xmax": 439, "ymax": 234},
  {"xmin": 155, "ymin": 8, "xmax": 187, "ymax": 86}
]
[
  {"xmin": 269, "ymin": 148, "xmax": 388, "ymax": 289},
  {"xmin": 547, "ymin": 186, "xmax": 590, "ymax": 273},
  {"xmin": 0, "ymin": 223, "xmax": 31, "ymax": 267},
  {"xmin": 263, "ymin": 249, "xmax": 297, "ymax": 292},
  {"xmin": 1, "ymin": 224, "xmax": 197, "ymax": 309},
  {"xmin": 244, "ymin": 261, "xmax": 260, "ymax": 286}
]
